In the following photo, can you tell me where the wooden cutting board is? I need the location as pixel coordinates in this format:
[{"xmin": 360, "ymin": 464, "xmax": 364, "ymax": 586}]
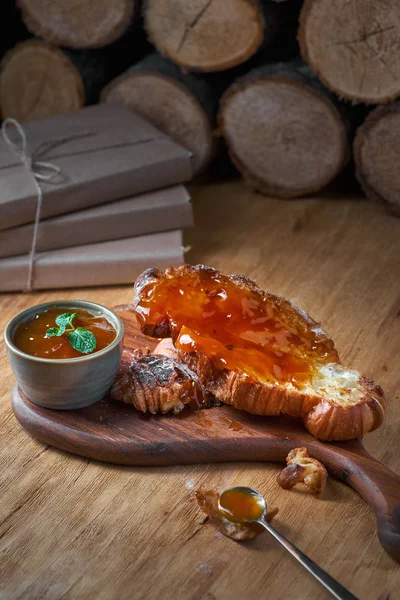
[{"xmin": 12, "ymin": 306, "xmax": 400, "ymax": 562}]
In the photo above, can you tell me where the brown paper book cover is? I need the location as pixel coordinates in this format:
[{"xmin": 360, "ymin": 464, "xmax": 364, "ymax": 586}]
[
  {"xmin": 0, "ymin": 185, "xmax": 192, "ymax": 258},
  {"xmin": 0, "ymin": 230, "xmax": 184, "ymax": 292},
  {"xmin": 0, "ymin": 103, "xmax": 192, "ymax": 231}
]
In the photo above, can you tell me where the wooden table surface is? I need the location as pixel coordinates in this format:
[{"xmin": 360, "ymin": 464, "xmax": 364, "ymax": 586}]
[{"xmin": 0, "ymin": 181, "xmax": 399, "ymax": 600}]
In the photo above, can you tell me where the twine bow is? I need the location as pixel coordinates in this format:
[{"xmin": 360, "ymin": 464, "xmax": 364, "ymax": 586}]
[{"xmin": 1, "ymin": 118, "xmax": 62, "ymax": 291}]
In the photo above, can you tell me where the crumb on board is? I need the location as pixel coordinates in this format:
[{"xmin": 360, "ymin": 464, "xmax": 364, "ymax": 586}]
[{"xmin": 195, "ymin": 487, "xmax": 278, "ymax": 541}]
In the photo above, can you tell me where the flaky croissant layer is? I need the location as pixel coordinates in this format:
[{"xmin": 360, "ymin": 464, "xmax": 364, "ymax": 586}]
[{"xmin": 133, "ymin": 264, "xmax": 386, "ymax": 441}]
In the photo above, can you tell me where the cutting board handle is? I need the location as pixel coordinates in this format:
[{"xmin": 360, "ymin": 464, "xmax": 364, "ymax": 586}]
[
  {"xmin": 11, "ymin": 369, "xmax": 400, "ymax": 563},
  {"xmin": 324, "ymin": 446, "xmax": 400, "ymax": 562},
  {"xmin": 361, "ymin": 462, "xmax": 400, "ymax": 562}
]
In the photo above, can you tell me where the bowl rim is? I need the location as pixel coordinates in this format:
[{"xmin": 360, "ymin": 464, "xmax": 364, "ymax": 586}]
[{"xmin": 4, "ymin": 299, "xmax": 124, "ymax": 364}]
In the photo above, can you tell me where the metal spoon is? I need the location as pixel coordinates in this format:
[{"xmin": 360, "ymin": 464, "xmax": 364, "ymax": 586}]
[{"xmin": 218, "ymin": 487, "xmax": 359, "ymax": 600}]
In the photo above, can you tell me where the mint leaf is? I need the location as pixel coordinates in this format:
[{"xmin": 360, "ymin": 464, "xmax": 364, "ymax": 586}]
[
  {"xmin": 56, "ymin": 312, "xmax": 77, "ymax": 329},
  {"xmin": 68, "ymin": 328, "xmax": 97, "ymax": 354},
  {"xmin": 46, "ymin": 313, "xmax": 97, "ymax": 354},
  {"xmin": 46, "ymin": 327, "xmax": 61, "ymax": 337}
]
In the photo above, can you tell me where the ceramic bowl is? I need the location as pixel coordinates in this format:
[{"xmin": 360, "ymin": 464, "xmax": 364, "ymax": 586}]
[{"xmin": 4, "ymin": 300, "xmax": 124, "ymax": 410}]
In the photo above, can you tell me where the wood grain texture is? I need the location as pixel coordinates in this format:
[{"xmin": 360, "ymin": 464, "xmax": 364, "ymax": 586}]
[
  {"xmin": 299, "ymin": 0, "xmax": 400, "ymax": 104},
  {"xmin": 354, "ymin": 102, "xmax": 400, "ymax": 216},
  {"xmin": 11, "ymin": 310, "xmax": 400, "ymax": 560},
  {"xmin": 0, "ymin": 181, "xmax": 399, "ymax": 599},
  {"xmin": 219, "ymin": 60, "xmax": 351, "ymax": 198},
  {"xmin": 0, "ymin": 41, "xmax": 84, "ymax": 123},
  {"xmin": 144, "ymin": 0, "xmax": 275, "ymax": 72},
  {"xmin": 18, "ymin": 0, "xmax": 135, "ymax": 49},
  {"xmin": 102, "ymin": 53, "xmax": 218, "ymax": 175}
]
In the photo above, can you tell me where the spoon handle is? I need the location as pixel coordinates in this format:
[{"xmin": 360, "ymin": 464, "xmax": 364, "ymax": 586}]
[{"xmin": 259, "ymin": 519, "xmax": 359, "ymax": 600}]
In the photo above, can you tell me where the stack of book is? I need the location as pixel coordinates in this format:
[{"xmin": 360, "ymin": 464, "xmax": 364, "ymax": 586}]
[{"xmin": 0, "ymin": 103, "xmax": 193, "ymax": 291}]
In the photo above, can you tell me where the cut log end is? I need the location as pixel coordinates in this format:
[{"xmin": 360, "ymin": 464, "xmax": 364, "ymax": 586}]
[
  {"xmin": 144, "ymin": 0, "xmax": 270, "ymax": 72},
  {"xmin": 102, "ymin": 55, "xmax": 217, "ymax": 175},
  {"xmin": 103, "ymin": 73, "xmax": 213, "ymax": 175},
  {"xmin": 354, "ymin": 103, "xmax": 400, "ymax": 216},
  {"xmin": 18, "ymin": 0, "xmax": 135, "ymax": 49},
  {"xmin": 219, "ymin": 74, "xmax": 349, "ymax": 198},
  {"xmin": 0, "ymin": 41, "xmax": 84, "ymax": 123},
  {"xmin": 299, "ymin": 0, "xmax": 400, "ymax": 104}
]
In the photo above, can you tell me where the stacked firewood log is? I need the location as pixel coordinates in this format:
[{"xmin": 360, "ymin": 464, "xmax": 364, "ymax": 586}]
[{"xmin": 1, "ymin": 0, "xmax": 399, "ymax": 214}]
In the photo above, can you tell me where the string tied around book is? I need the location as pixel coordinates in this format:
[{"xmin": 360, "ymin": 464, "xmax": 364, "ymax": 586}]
[
  {"xmin": 1, "ymin": 118, "xmax": 61, "ymax": 292},
  {"xmin": 1, "ymin": 118, "xmax": 93, "ymax": 292}
]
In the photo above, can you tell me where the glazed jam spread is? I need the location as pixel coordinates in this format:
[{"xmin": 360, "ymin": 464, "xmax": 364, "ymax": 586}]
[
  {"xmin": 219, "ymin": 488, "xmax": 265, "ymax": 523},
  {"xmin": 14, "ymin": 308, "xmax": 116, "ymax": 359},
  {"xmin": 135, "ymin": 269, "xmax": 337, "ymax": 387}
]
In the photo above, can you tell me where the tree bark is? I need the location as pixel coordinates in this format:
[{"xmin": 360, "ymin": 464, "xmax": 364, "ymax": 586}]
[
  {"xmin": 102, "ymin": 53, "xmax": 219, "ymax": 175},
  {"xmin": 299, "ymin": 0, "xmax": 400, "ymax": 104},
  {"xmin": 0, "ymin": 40, "xmax": 120, "ymax": 122},
  {"xmin": 354, "ymin": 103, "xmax": 400, "ymax": 216},
  {"xmin": 219, "ymin": 60, "xmax": 351, "ymax": 199},
  {"xmin": 17, "ymin": 0, "xmax": 136, "ymax": 49},
  {"xmin": 144, "ymin": 0, "xmax": 278, "ymax": 72}
]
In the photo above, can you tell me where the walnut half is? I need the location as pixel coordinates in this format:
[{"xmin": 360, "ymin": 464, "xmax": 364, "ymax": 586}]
[{"xmin": 277, "ymin": 448, "xmax": 327, "ymax": 495}]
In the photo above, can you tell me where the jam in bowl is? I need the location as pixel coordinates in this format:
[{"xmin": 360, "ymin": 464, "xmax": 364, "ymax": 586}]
[
  {"xmin": 4, "ymin": 300, "xmax": 124, "ymax": 410},
  {"xmin": 13, "ymin": 307, "xmax": 117, "ymax": 359}
]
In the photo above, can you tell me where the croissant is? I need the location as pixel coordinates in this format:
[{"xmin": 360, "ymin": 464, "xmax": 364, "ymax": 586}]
[
  {"xmin": 133, "ymin": 264, "xmax": 385, "ymax": 441},
  {"xmin": 111, "ymin": 348, "xmax": 210, "ymax": 414}
]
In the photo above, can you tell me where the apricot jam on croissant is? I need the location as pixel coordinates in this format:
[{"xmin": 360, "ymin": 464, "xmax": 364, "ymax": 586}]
[{"xmin": 135, "ymin": 267, "xmax": 338, "ymax": 387}]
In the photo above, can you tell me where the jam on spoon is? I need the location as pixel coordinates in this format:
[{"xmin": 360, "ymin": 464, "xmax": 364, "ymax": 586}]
[{"xmin": 218, "ymin": 487, "xmax": 358, "ymax": 600}]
